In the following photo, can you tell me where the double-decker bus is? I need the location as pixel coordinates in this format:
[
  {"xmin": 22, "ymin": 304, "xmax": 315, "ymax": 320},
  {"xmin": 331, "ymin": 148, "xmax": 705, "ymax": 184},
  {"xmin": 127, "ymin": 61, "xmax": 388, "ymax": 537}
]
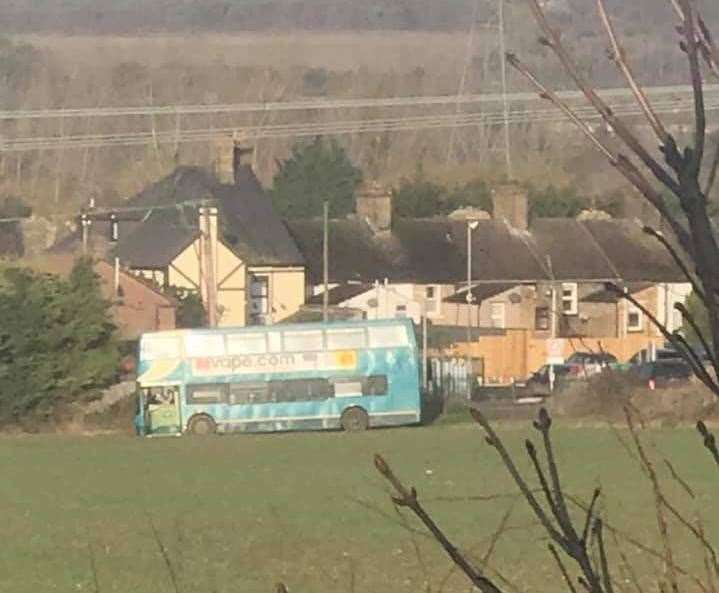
[{"xmin": 134, "ymin": 318, "xmax": 422, "ymax": 436}]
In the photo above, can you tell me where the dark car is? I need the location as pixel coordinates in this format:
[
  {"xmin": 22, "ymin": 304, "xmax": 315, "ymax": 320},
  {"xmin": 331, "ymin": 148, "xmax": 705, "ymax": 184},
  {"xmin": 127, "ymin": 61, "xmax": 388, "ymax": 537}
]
[
  {"xmin": 566, "ymin": 352, "xmax": 617, "ymax": 367},
  {"xmin": 525, "ymin": 364, "xmax": 575, "ymax": 397},
  {"xmin": 628, "ymin": 347, "xmax": 683, "ymax": 365},
  {"xmin": 632, "ymin": 360, "xmax": 693, "ymax": 390}
]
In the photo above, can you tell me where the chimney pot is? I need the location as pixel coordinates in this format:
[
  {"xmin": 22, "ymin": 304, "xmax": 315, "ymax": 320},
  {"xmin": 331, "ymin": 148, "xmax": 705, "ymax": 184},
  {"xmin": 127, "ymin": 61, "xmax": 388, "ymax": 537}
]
[
  {"xmin": 492, "ymin": 183, "xmax": 529, "ymax": 230},
  {"xmin": 355, "ymin": 181, "xmax": 392, "ymax": 232}
]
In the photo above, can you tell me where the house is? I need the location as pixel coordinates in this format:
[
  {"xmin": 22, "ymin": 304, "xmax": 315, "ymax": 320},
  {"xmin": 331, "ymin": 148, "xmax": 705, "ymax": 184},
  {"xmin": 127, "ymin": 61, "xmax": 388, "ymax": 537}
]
[
  {"xmin": 53, "ymin": 142, "xmax": 306, "ymax": 327},
  {"xmin": 25, "ymin": 254, "xmax": 177, "ymax": 339},
  {"xmin": 288, "ymin": 183, "xmax": 691, "ymax": 382}
]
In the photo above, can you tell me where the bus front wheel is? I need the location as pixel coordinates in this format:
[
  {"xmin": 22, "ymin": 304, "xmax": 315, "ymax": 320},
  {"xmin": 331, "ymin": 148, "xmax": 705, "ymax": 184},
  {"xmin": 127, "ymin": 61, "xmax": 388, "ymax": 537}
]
[
  {"xmin": 187, "ymin": 414, "xmax": 217, "ymax": 436},
  {"xmin": 340, "ymin": 407, "xmax": 369, "ymax": 432}
]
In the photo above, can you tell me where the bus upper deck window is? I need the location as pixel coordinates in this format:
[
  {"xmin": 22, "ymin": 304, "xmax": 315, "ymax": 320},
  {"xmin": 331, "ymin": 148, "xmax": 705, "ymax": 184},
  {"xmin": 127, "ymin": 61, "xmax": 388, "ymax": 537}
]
[
  {"xmin": 227, "ymin": 333, "xmax": 266, "ymax": 355},
  {"xmin": 368, "ymin": 326, "xmax": 408, "ymax": 348},
  {"xmin": 326, "ymin": 329, "xmax": 366, "ymax": 350}
]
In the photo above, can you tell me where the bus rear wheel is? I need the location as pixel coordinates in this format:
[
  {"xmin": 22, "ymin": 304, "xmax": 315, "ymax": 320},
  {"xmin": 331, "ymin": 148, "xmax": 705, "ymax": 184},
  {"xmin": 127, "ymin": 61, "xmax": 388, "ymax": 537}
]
[
  {"xmin": 187, "ymin": 414, "xmax": 217, "ymax": 436},
  {"xmin": 340, "ymin": 407, "xmax": 369, "ymax": 432}
]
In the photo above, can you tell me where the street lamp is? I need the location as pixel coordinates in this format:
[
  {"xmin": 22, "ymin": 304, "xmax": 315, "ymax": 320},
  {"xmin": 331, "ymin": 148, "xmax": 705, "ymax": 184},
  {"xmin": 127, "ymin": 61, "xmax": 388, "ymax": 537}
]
[{"xmin": 466, "ymin": 220, "xmax": 480, "ymax": 400}]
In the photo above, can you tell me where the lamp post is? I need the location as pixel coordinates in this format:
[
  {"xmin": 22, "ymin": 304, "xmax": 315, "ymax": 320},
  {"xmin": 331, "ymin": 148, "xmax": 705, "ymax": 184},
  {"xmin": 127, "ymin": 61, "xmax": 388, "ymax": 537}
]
[{"xmin": 466, "ymin": 220, "xmax": 480, "ymax": 400}]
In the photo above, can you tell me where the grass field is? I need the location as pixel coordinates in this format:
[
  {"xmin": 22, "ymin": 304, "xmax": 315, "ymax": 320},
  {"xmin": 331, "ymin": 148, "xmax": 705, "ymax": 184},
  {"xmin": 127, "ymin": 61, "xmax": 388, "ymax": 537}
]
[{"xmin": 1, "ymin": 416, "xmax": 717, "ymax": 593}]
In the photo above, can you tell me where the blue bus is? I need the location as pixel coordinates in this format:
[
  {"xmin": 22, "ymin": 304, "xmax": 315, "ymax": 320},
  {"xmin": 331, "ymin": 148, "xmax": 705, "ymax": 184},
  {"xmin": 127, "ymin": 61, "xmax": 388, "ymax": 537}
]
[{"xmin": 134, "ymin": 318, "xmax": 422, "ymax": 436}]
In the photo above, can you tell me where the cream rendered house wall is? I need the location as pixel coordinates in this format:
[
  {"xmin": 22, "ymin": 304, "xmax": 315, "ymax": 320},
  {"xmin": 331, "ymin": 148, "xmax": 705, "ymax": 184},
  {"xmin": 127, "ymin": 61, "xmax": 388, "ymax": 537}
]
[
  {"xmin": 248, "ymin": 266, "xmax": 305, "ymax": 323},
  {"xmin": 167, "ymin": 239, "xmax": 248, "ymax": 327}
]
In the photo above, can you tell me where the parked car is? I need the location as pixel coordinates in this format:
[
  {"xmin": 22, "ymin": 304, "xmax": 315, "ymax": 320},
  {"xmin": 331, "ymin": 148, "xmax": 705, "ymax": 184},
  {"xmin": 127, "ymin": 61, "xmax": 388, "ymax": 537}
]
[
  {"xmin": 631, "ymin": 360, "xmax": 693, "ymax": 390},
  {"xmin": 525, "ymin": 364, "xmax": 576, "ymax": 397},
  {"xmin": 628, "ymin": 347, "xmax": 683, "ymax": 365},
  {"xmin": 565, "ymin": 352, "xmax": 618, "ymax": 376}
]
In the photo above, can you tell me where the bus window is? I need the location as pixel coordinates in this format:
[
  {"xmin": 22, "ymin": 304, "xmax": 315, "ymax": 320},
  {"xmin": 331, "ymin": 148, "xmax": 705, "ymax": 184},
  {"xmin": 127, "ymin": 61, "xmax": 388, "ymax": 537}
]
[
  {"xmin": 267, "ymin": 332, "xmax": 282, "ymax": 353},
  {"xmin": 227, "ymin": 333, "xmax": 266, "ymax": 355},
  {"xmin": 229, "ymin": 383, "xmax": 270, "ymax": 405},
  {"xmin": 363, "ymin": 375, "xmax": 388, "ymax": 396},
  {"xmin": 141, "ymin": 337, "xmax": 181, "ymax": 360},
  {"xmin": 368, "ymin": 326, "xmax": 408, "ymax": 348},
  {"xmin": 332, "ymin": 378, "xmax": 363, "ymax": 397},
  {"xmin": 185, "ymin": 334, "xmax": 225, "ymax": 358},
  {"xmin": 187, "ymin": 384, "xmax": 227, "ymax": 404},
  {"xmin": 269, "ymin": 378, "xmax": 333, "ymax": 402},
  {"xmin": 283, "ymin": 331, "xmax": 324, "ymax": 352},
  {"xmin": 326, "ymin": 329, "xmax": 366, "ymax": 350}
]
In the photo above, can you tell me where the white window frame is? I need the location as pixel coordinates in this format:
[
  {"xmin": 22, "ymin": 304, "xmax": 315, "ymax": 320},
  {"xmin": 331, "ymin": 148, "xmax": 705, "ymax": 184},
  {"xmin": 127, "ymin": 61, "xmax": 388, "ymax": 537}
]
[
  {"xmin": 561, "ymin": 282, "xmax": 578, "ymax": 316},
  {"xmin": 626, "ymin": 303, "xmax": 644, "ymax": 332},
  {"xmin": 424, "ymin": 284, "xmax": 441, "ymax": 317},
  {"xmin": 489, "ymin": 302, "xmax": 506, "ymax": 329}
]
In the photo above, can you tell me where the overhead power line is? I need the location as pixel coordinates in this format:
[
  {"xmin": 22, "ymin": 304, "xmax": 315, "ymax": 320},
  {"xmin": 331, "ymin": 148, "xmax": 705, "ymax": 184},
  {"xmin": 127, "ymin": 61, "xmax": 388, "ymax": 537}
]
[
  {"xmin": 0, "ymin": 84, "xmax": 718, "ymax": 121},
  {"xmin": 1, "ymin": 97, "xmax": 715, "ymax": 152}
]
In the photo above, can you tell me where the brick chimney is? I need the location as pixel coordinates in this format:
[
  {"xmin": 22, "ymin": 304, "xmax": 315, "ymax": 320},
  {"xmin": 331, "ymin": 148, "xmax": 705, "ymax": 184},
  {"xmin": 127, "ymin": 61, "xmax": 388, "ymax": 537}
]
[
  {"xmin": 213, "ymin": 135, "xmax": 253, "ymax": 185},
  {"xmin": 492, "ymin": 183, "xmax": 529, "ymax": 230},
  {"xmin": 356, "ymin": 181, "xmax": 392, "ymax": 232}
]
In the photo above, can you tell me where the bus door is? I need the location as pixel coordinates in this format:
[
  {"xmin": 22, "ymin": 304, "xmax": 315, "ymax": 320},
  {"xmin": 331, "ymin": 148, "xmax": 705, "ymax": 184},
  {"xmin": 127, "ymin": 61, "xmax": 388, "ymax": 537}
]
[{"xmin": 143, "ymin": 386, "xmax": 181, "ymax": 435}]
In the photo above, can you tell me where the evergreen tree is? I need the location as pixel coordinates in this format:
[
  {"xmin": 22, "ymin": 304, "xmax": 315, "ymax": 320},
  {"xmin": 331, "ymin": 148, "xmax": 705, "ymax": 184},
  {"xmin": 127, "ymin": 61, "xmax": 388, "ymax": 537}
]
[
  {"xmin": 271, "ymin": 137, "xmax": 363, "ymax": 219},
  {"xmin": 0, "ymin": 258, "xmax": 119, "ymax": 419}
]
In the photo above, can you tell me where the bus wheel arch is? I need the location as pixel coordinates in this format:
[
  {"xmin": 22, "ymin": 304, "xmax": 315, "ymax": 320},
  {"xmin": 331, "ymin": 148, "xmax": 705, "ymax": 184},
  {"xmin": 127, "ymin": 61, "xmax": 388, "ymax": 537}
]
[
  {"xmin": 340, "ymin": 407, "xmax": 369, "ymax": 432},
  {"xmin": 187, "ymin": 414, "xmax": 217, "ymax": 436}
]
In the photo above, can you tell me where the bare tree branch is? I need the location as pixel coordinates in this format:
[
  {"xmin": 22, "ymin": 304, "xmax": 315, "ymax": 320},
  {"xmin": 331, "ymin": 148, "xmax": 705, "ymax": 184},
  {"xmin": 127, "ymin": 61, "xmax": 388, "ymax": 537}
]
[
  {"xmin": 641, "ymin": 225, "xmax": 705, "ymax": 304},
  {"xmin": 506, "ymin": 52, "xmax": 692, "ymax": 254},
  {"xmin": 705, "ymin": 142, "xmax": 719, "ymax": 197},
  {"xmin": 697, "ymin": 421, "xmax": 719, "ymax": 467},
  {"xmin": 596, "ymin": 0, "xmax": 670, "ymax": 144},
  {"xmin": 525, "ymin": 0, "xmax": 683, "ymax": 198},
  {"xmin": 674, "ymin": 302, "xmax": 718, "ymax": 374},
  {"xmin": 549, "ymin": 543, "xmax": 580, "ymax": 593},
  {"xmin": 373, "ymin": 454, "xmax": 504, "ymax": 593},
  {"xmin": 593, "ymin": 519, "xmax": 615, "ymax": 593},
  {"xmin": 624, "ymin": 410, "xmax": 679, "ymax": 593},
  {"xmin": 146, "ymin": 514, "xmax": 181, "ymax": 593},
  {"xmin": 535, "ymin": 409, "xmax": 579, "ymax": 543},
  {"xmin": 678, "ymin": 0, "xmax": 706, "ymax": 170},
  {"xmin": 582, "ymin": 489, "xmax": 602, "ymax": 545}
]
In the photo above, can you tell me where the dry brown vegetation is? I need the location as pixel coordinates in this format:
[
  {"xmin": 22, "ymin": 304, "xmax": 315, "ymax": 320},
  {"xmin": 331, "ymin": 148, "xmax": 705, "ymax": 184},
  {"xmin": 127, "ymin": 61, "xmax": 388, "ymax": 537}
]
[{"xmin": 1, "ymin": 0, "xmax": 715, "ymax": 222}]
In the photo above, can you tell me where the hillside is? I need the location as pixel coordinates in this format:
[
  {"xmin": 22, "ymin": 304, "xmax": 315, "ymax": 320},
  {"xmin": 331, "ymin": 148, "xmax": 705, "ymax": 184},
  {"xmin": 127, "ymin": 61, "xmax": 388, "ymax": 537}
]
[{"xmin": 0, "ymin": 0, "xmax": 716, "ymax": 222}]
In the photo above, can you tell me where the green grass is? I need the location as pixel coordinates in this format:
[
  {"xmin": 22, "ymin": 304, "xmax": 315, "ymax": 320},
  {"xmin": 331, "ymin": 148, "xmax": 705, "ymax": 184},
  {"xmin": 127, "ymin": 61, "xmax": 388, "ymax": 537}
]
[{"xmin": 0, "ymin": 419, "xmax": 717, "ymax": 593}]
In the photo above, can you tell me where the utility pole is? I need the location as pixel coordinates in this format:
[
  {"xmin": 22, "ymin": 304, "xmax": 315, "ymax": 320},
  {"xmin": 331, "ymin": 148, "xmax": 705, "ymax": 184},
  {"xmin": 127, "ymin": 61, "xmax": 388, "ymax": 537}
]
[
  {"xmin": 200, "ymin": 206, "xmax": 218, "ymax": 327},
  {"xmin": 498, "ymin": 0, "xmax": 513, "ymax": 179},
  {"xmin": 422, "ymin": 304, "xmax": 429, "ymax": 391},
  {"xmin": 466, "ymin": 220, "xmax": 479, "ymax": 400},
  {"xmin": 323, "ymin": 200, "xmax": 329, "ymax": 323}
]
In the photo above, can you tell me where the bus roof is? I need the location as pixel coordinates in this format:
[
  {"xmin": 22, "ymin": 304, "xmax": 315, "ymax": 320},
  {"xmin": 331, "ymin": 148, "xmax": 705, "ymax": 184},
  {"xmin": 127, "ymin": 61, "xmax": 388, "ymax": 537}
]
[{"xmin": 140, "ymin": 317, "xmax": 416, "ymax": 341}]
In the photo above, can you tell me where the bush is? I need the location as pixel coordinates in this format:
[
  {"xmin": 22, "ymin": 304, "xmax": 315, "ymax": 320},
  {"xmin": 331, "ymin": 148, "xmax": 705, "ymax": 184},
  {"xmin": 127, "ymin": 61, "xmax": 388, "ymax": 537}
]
[{"xmin": 0, "ymin": 258, "xmax": 120, "ymax": 422}]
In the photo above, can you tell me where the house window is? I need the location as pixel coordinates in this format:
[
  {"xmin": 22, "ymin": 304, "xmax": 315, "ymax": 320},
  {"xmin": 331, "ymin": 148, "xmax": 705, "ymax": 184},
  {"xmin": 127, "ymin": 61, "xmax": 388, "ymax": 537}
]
[
  {"xmin": 489, "ymin": 302, "xmax": 506, "ymax": 329},
  {"xmin": 627, "ymin": 303, "xmax": 644, "ymax": 332},
  {"xmin": 395, "ymin": 304, "xmax": 407, "ymax": 318},
  {"xmin": 250, "ymin": 275, "xmax": 269, "ymax": 325},
  {"xmin": 425, "ymin": 285, "xmax": 441, "ymax": 315},
  {"xmin": 561, "ymin": 283, "xmax": 578, "ymax": 316},
  {"xmin": 535, "ymin": 306, "xmax": 550, "ymax": 331}
]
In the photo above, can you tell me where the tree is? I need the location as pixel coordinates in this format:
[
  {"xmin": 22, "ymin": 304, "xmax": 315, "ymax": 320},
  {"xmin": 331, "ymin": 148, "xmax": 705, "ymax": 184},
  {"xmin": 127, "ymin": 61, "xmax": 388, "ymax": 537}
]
[
  {"xmin": 392, "ymin": 175, "xmax": 444, "ymax": 218},
  {"xmin": 392, "ymin": 169, "xmax": 493, "ymax": 218},
  {"xmin": 270, "ymin": 137, "xmax": 363, "ymax": 219},
  {"xmin": 0, "ymin": 258, "xmax": 119, "ymax": 420},
  {"xmin": 165, "ymin": 286, "xmax": 207, "ymax": 328}
]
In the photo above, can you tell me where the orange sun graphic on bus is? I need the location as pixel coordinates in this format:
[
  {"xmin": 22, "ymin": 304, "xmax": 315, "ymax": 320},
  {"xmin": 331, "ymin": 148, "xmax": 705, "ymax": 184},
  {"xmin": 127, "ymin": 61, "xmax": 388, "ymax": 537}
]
[{"xmin": 335, "ymin": 350, "xmax": 357, "ymax": 368}]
